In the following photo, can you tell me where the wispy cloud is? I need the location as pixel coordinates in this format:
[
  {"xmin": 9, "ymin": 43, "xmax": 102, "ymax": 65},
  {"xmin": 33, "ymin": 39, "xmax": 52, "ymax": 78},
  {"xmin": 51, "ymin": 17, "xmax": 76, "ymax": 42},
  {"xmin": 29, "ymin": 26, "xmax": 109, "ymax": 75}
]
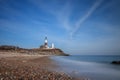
[
  {"xmin": 70, "ymin": 0, "xmax": 103, "ymax": 38},
  {"xmin": 31, "ymin": 0, "xmax": 72, "ymax": 31},
  {"xmin": 56, "ymin": 2, "xmax": 72, "ymax": 31}
]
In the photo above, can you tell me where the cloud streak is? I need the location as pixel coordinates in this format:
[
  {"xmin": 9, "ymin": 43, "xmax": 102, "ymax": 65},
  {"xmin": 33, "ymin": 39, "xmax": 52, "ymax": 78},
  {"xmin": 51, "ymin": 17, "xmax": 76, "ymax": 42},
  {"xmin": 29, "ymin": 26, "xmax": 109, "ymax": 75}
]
[
  {"xmin": 56, "ymin": 2, "xmax": 72, "ymax": 31},
  {"xmin": 70, "ymin": 0, "xmax": 103, "ymax": 38}
]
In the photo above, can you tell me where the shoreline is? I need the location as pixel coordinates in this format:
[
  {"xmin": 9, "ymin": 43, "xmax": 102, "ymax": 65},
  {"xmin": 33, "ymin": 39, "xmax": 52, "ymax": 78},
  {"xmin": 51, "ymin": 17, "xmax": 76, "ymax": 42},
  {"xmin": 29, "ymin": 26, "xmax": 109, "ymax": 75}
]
[{"xmin": 0, "ymin": 52, "xmax": 81, "ymax": 80}]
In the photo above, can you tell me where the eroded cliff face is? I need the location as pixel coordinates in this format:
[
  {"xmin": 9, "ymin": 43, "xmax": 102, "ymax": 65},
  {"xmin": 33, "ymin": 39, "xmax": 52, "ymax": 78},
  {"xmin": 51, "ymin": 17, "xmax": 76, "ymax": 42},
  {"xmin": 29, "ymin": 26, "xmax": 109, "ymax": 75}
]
[
  {"xmin": 30, "ymin": 48, "xmax": 69, "ymax": 56},
  {"xmin": 0, "ymin": 45, "xmax": 69, "ymax": 56}
]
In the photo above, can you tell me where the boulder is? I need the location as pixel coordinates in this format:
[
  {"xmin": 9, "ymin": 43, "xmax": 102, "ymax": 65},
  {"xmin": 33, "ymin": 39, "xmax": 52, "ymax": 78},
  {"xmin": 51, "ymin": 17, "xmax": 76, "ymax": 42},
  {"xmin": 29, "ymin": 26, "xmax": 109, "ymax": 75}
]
[{"xmin": 111, "ymin": 61, "xmax": 120, "ymax": 65}]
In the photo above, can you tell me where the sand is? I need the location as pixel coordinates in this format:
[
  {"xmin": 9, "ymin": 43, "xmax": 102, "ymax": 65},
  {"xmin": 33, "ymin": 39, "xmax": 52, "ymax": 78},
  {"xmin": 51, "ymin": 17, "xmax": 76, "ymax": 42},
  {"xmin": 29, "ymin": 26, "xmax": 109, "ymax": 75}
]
[{"xmin": 0, "ymin": 52, "xmax": 82, "ymax": 80}]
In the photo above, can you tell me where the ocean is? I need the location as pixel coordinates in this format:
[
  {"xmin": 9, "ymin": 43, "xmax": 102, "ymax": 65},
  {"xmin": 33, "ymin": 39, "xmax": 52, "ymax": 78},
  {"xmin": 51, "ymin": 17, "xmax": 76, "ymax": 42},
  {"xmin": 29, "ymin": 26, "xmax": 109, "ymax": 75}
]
[{"xmin": 50, "ymin": 55, "xmax": 120, "ymax": 80}]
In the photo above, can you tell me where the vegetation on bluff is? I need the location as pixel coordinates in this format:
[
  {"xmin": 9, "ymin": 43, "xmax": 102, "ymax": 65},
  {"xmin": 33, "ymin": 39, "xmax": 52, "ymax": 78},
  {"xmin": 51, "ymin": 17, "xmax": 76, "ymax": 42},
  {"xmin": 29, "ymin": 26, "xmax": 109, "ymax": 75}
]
[{"xmin": 0, "ymin": 45, "xmax": 69, "ymax": 56}]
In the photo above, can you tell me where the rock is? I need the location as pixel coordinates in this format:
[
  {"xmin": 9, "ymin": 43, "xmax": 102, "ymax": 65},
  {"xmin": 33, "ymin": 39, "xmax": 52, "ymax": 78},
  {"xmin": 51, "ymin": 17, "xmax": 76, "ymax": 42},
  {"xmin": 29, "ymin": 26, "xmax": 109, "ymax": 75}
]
[
  {"xmin": 22, "ymin": 60, "xmax": 27, "ymax": 63},
  {"xmin": 111, "ymin": 61, "xmax": 120, "ymax": 65}
]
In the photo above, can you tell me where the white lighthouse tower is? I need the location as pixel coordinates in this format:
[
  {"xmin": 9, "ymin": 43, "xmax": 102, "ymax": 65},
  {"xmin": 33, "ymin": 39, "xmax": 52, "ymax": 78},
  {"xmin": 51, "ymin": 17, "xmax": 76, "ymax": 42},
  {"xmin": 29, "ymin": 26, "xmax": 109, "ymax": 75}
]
[{"xmin": 44, "ymin": 37, "xmax": 48, "ymax": 48}]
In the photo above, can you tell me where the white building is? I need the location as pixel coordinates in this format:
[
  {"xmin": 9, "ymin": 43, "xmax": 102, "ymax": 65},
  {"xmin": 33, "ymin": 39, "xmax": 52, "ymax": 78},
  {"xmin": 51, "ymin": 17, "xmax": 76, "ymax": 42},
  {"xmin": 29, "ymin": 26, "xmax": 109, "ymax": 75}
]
[{"xmin": 51, "ymin": 43, "xmax": 54, "ymax": 49}]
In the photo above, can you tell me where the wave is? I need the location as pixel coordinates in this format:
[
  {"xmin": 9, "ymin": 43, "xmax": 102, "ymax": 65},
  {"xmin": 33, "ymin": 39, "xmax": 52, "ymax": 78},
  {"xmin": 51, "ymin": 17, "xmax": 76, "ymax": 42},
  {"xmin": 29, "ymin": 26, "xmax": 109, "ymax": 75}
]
[
  {"xmin": 52, "ymin": 56, "xmax": 103, "ymax": 66},
  {"xmin": 50, "ymin": 56, "xmax": 120, "ymax": 80}
]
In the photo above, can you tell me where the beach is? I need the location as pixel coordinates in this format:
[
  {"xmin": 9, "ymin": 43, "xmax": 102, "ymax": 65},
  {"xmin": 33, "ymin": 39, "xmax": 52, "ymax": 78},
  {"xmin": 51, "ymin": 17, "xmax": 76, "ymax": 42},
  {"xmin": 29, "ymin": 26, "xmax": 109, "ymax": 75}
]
[
  {"xmin": 1, "ymin": 52, "xmax": 119, "ymax": 80},
  {"xmin": 0, "ymin": 52, "xmax": 80, "ymax": 80}
]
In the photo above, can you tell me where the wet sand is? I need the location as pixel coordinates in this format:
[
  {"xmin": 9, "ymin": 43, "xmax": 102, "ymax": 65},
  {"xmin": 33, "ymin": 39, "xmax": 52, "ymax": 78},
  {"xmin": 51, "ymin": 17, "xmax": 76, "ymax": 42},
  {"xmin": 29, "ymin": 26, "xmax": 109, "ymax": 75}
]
[{"xmin": 0, "ymin": 52, "xmax": 81, "ymax": 80}]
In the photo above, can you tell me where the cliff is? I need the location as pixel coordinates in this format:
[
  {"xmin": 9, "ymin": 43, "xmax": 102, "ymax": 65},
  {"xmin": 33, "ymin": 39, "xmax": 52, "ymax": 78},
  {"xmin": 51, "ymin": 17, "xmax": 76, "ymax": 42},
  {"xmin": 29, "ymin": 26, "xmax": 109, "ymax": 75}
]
[{"xmin": 0, "ymin": 45, "xmax": 69, "ymax": 56}]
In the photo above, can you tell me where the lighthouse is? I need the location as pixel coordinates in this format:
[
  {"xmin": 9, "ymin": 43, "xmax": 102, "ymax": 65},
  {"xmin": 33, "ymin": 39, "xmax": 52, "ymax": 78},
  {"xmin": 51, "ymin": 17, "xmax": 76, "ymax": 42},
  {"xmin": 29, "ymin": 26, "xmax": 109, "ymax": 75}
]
[
  {"xmin": 40, "ymin": 36, "xmax": 55, "ymax": 49},
  {"xmin": 44, "ymin": 37, "xmax": 48, "ymax": 48}
]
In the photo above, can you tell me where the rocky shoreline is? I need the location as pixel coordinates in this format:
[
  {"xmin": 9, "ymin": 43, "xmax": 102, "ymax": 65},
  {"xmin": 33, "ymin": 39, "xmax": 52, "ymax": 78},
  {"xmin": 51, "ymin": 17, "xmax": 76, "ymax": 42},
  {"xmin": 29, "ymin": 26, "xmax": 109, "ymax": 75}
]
[{"xmin": 0, "ymin": 52, "xmax": 81, "ymax": 80}]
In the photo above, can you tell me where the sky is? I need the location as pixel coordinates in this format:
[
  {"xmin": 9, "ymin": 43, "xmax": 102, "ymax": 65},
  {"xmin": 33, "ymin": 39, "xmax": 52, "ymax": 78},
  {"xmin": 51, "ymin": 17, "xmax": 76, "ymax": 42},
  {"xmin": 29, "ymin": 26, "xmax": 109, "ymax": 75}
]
[{"xmin": 0, "ymin": 0, "xmax": 120, "ymax": 55}]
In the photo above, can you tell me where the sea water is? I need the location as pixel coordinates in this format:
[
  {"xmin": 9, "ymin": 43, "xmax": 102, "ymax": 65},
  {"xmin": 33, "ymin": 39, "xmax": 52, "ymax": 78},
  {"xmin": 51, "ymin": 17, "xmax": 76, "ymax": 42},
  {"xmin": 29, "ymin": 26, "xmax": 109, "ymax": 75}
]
[{"xmin": 50, "ymin": 55, "xmax": 120, "ymax": 80}]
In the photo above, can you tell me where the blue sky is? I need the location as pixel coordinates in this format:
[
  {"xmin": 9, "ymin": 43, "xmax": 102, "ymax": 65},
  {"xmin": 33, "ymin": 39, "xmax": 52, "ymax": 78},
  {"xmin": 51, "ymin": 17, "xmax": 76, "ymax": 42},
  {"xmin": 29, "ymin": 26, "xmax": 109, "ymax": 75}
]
[{"xmin": 0, "ymin": 0, "xmax": 120, "ymax": 55}]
